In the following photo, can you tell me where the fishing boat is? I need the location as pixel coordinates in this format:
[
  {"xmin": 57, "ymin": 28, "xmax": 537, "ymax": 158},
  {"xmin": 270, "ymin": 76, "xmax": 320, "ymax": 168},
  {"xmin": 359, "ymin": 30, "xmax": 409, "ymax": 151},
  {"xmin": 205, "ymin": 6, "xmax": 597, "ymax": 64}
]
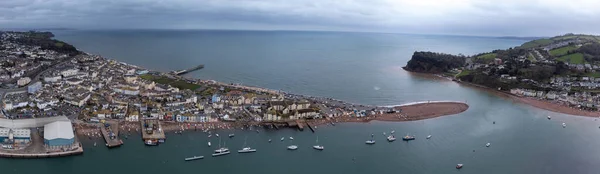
[
  {"xmin": 547, "ymin": 116, "xmax": 551, "ymax": 120},
  {"xmin": 562, "ymin": 123, "xmax": 566, "ymax": 128},
  {"xmin": 184, "ymin": 156, "xmax": 204, "ymax": 161},
  {"xmin": 145, "ymin": 139, "xmax": 158, "ymax": 146},
  {"xmin": 287, "ymin": 145, "xmax": 298, "ymax": 150},
  {"xmin": 289, "ymin": 137, "xmax": 294, "ymax": 140},
  {"xmin": 426, "ymin": 135, "xmax": 432, "ymax": 139},
  {"xmin": 387, "ymin": 135, "xmax": 396, "ymax": 142},
  {"xmin": 456, "ymin": 164, "xmax": 463, "ymax": 169},
  {"xmin": 486, "ymin": 143, "xmax": 491, "ymax": 147},
  {"xmin": 229, "ymin": 133, "xmax": 235, "ymax": 138},
  {"xmin": 280, "ymin": 137, "xmax": 285, "ymax": 141},
  {"xmin": 238, "ymin": 137, "xmax": 257, "ymax": 153},
  {"xmin": 313, "ymin": 136, "xmax": 324, "ymax": 150},
  {"xmin": 402, "ymin": 134, "xmax": 415, "ymax": 141}
]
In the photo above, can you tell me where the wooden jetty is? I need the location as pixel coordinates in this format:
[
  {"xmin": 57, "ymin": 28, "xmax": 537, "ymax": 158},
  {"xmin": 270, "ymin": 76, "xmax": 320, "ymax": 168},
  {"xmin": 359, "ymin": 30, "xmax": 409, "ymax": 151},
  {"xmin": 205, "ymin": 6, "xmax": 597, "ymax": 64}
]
[
  {"xmin": 100, "ymin": 122, "xmax": 123, "ymax": 148},
  {"xmin": 295, "ymin": 120, "xmax": 304, "ymax": 131},
  {"xmin": 306, "ymin": 122, "xmax": 315, "ymax": 132}
]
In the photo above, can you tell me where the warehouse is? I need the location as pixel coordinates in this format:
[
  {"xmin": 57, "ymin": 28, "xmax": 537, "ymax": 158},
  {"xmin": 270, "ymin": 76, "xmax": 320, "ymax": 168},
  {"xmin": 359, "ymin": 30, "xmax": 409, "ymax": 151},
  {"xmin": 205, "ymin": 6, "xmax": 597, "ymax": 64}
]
[
  {"xmin": 0, "ymin": 128, "xmax": 31, "ymax": 144},
  {"xmin": 43, "ymin": 121, "xmax": 75, "ymax": 147}
]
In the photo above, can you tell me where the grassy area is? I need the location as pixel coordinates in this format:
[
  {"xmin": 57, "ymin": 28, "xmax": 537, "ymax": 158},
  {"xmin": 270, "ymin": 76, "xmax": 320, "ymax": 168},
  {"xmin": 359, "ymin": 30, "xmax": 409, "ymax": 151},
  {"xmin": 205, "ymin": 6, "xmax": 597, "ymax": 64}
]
[
  {"xmin": 585, "ymin": 72, "xmax": 600, "ymax": 78},
  {"xmin": 139, "ymin": 74, "xmax": 201, "ymax": 90},
  {"xmin": 520, "ymin": 39, "xmax": 552, "ymax": 49},
  {"xmin": 549, "ymin": 45, "xmax": 578, "ymax": 56},
  {"xmin": 557, "ymin": 53, "xmax": 585, "ymax": 64},
  {"xmin": 456, "ymin": 70, "xmax": 471, "ymax": 77},
  {"xmin": 476, "ymin": 53, "xmax": 497, "ymax": 60},
  {"xmin": 527, "ymin": 53, "xmax": 536, "ymax": 62}
]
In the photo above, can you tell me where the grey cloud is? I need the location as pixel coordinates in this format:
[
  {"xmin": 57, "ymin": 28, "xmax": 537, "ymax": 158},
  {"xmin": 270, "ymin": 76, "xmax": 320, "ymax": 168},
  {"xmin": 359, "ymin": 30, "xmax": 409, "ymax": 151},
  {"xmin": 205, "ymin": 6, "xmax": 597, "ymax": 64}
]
[{"xmin": 1, "ymin": 0, "xmax": 600, "ymax": 36}]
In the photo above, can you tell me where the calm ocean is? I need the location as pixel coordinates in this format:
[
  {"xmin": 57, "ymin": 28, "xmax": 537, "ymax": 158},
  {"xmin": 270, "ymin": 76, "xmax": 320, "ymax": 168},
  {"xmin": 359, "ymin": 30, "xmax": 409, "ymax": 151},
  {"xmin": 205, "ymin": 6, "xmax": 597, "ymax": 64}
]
[{"xmin": 1, "ymin": 30, "xmax": 595, "ymax": 174}]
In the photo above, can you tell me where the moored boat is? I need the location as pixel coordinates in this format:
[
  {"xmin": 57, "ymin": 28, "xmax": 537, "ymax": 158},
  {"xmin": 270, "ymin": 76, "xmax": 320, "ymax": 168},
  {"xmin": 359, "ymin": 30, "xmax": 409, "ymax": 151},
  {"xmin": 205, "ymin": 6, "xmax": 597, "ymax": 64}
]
[
  {"xmin": 387, "ymin": 135, "xmax": 396, "ymax": 142},
  {"xmin": 456, "ymin": 164, "xmax": 463, "ymax": 169},
  {"xmin": 238, "ymin": 147, "xmax": 257, "ymax": 153},
  {"xmin": 212, "ymin": 151, "xmax": 230, "ymax": 157},
  {"xmin": 486, "ymin": 143, "xmax": 491, "ymax": 147},
  {"xmin": 287, "ymin": 145, "xmax": 298, "ymax": 150},
  {"xmin": 289, "ymin": 136, "xmax": 294, "ymax": 140},
  {"xmin": 402, "ymin": 134, "xmax": 415, "ymax": 141},
  {"xmin": 426, "ymin": 135, "xmax": 432, "ymax": 139},
  {"xmin": 145, "ymin": 139, "xmax": 158, "ymax": 146},
  {"xmin": 184, "ymin": 156, "xmax": 204, "ymax": 161},
  {"xmin": 547, "ymin": 116, "xmax": 551, "ymax": 120},
  {"xmin": 229, "ymin": 133, "xmax": 235, "ymax": 138},
  {"xmin": 562, "ymin": 123, "xmax": 566, "ymax": 128},
  {"xmin": 313, "ymin": 136, "xmax": 324, "ymax": 150}
]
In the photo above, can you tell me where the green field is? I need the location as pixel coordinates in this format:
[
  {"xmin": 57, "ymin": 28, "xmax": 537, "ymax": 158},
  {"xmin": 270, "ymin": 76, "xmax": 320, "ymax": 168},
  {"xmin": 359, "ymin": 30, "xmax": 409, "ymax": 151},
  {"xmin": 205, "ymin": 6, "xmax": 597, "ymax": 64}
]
[
  {"xmin": 139, "ymin": 74, "xmax": 202, "ymax": 90},
  {"xmin": 557, "ymin": 53, "xmax": 585, "ymax": 64},
  {"xmin": 476, "ymin": 53, "xmax": 497, "ymax": 60},
  {"xmin": 520, "ymin": 39, "xmax": 552, "ymax": 49},
  {"xmin": 527, "ymin": 53, "xmax": 536, "ymax": 61},
  {"xmin": 456, "ymin": 70, "xmax": 472, "ymax": 78},
  {"xmin": 549, "ymin": 45, "xmax": 578, "ymax": 56}
]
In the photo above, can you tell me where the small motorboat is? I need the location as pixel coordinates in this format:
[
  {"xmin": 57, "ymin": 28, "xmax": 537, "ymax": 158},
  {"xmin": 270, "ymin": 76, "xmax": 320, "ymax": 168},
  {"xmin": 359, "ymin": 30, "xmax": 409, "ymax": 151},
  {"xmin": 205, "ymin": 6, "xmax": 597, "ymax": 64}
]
[
  {"xmin": 94, "ymin": 142, "xmax": 97, "ymax": 147},
  {"xmin": 313, "ymin": 145, "xmax": 324, "ymax": 150},
  {"xmin": 547, "ymin": 116, "xmax": 551, "ymax": 120},
  {"xmin": 386, "ymin": 135, "xmax": 396, "ymax": 142},
  {"xmin": 287, "ymin": 145, "xmax": 298, "ymax": 150},
  {"xmin": 456, "ymin": 164, "xmax": 463, "ymax": 169},
  {"xmin": 289, "ymin": 137, "xmax": 294, "ymax": 140},
  {"xmin": 486, "ymin": 143, "xmax": 491, "ymax": 147},
  {"xmin": 383, "ymin": 132, "xmax": 386, "ymax": 136},
  {"xmin": 280, "ymin": 137, "xmax": 285, "ymax": 141},
  {"xmin": 216, "ymin": 133, "xmax": 219, "ymax": 137},
  {"xmin": 365, "ymin": 140, "xmax": 376, "ymax": 144},
  {"xmin": 208, "ymin": 142, "xmax": 211, "ymax": 147},
  {"xmin": 391, "ymin": 130, "xmax": 395, "ymax": 134},
  {"xmin": 208, "ymin": 134, "xmax": 212, "ymax": 138},
  {"xmin": 562, "ymin": 123, "xmax": 566, "ymax": 128},
  {"xmin": 229, "ymin": 134, "xmax": 235, "ymax": 138},
  {"xmin": 426, "ymin": 135, "xmax": 432, "ymax": 139},
  {"xmin": 268, "ymin": 139, "xmax": 272, "ymax": 143},
  {"xmin": 184, "ymin": 156, "xmax": 204, "ymax": 161},
  {"xmin": 145, "ymin": 140, "xmax": 158, "ymax": 146}
]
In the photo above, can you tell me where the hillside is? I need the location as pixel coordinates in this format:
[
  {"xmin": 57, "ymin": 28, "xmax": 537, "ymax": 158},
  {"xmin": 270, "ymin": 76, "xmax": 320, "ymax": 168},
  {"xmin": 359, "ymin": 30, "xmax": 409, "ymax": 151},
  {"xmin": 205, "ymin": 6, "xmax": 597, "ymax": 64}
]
[{"xmin": 403, "ymin": 51, "xmax": 466, "ymax": 73}]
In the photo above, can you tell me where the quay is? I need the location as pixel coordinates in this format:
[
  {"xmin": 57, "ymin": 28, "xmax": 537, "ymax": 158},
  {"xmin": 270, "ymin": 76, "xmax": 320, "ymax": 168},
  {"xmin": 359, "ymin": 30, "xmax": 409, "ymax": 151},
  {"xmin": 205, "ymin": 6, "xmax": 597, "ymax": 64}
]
[
  {"xmin": 100, "ymin": 121, "xmax": 123, "ymax": 148},
  {"xmin": 141, "ymin": 119, "xmax": 166, "ymax": 143},
  {"xmin": 0, "ymin": 144, "xmax": 83, "ymax": 158},
  {"xmin": 295, "ymin": 120, "xmax": 304, "ymax": 131}
]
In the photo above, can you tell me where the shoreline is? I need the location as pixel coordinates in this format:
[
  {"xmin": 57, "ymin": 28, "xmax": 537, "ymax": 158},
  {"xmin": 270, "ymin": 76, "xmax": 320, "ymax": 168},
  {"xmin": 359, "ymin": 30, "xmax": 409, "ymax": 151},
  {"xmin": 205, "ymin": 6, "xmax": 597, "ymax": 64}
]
[
  {"xmin": 404, "ymin": 70, "xmax": 600, "ymax": 118},
  {"xmin": 73, "ymin": 101, "xmax": 470, "ymax": 137}
]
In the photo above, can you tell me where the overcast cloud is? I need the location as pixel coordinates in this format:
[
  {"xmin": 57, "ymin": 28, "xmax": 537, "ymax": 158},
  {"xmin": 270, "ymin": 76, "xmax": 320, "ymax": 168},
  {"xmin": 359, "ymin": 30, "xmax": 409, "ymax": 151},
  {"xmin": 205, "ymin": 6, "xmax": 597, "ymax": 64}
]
[{"xmin": 1, "ymin": 0, "xmax": 599, "ymax": 36}]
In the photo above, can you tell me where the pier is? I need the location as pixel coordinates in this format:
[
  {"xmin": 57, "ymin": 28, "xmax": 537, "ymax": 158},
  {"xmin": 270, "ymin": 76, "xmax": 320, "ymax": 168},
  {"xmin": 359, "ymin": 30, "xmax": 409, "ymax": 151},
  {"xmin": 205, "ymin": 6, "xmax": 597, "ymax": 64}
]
[
  {"xmin": 306, "ymin": 122, "xmax": 315, "ymax": 132},
  {"xmin": 171, "ymin": 64, "xmax": 204, "ymax": 75},
  {"xmin": 141, "ymin": 119, "xmax": 166, "ymax": 142},
  {"xmin": 100, "ymin": 121, "xmax": 123, "ymax": 148}
]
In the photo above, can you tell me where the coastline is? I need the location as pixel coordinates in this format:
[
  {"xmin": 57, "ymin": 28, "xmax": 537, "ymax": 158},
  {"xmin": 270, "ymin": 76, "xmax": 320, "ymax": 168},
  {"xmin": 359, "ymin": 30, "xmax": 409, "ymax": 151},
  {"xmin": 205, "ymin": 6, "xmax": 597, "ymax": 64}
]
[{"xmin": 404, "ymin": 69, "xmax": 600, "ymax": 118}]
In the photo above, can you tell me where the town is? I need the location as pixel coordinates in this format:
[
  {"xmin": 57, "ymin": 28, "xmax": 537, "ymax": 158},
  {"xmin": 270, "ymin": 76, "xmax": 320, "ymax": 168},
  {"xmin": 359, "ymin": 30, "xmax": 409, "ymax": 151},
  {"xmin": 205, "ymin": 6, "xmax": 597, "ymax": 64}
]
[{"xmin": 1, "ymin": 31, "xmax": 446, "ymax": 157}]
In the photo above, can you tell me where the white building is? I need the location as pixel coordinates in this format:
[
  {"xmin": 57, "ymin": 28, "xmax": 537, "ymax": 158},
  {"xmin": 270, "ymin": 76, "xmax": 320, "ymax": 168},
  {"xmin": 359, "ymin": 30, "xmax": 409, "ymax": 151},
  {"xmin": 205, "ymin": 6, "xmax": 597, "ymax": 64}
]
[
  {"xmin": 60, "ymin": 69, "xmax": 79, "ymax": 77},
  {"xmin": 44, "ymin": 76, "xmax": 62, "ymax": 83},
  {"xmin": 17, "ymin": 77, "xmax": 31, "ymax": 86}
]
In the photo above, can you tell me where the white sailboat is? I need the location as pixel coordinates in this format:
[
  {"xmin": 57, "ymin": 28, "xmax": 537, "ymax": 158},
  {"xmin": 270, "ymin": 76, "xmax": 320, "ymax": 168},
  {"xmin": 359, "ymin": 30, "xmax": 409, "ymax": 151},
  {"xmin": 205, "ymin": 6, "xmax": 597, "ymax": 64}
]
[
  {"xmin": 288, "ymin": 138, "xmax": 298, "ymax": 150},
  {"xmin": 313, "ymin": 136, "xmax": 324, "ymax": 150},
  {"xmin": 366, "ymin": 134, "xmax": 375, "ymax": 144},
  {"xmin": 213, "ymin": 136, "xmax": 229, "ymax": 153},
  {"xmin": 238, "ymin": 136, "xmax": 257, "ymax": 153}
]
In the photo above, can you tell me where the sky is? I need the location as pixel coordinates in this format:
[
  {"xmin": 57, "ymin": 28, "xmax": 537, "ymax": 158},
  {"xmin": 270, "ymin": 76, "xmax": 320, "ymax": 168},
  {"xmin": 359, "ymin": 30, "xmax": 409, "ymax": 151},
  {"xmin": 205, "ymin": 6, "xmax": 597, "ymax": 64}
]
[{"xmin": 1, "ymin": 0, "xmax": 600, "ymax": 36}]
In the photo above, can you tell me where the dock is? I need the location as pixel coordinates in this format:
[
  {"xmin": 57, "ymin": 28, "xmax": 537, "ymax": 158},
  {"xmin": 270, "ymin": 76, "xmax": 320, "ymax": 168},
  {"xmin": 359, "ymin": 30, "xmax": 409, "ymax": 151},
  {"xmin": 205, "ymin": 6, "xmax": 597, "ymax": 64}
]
[
  {"xmin": 100, "ymin": 122, "xmax": 123, "ymax": 148},
  {"xmin": 141, "ymin": 119, "xmax": 166, "ymax": 142},
  {"xmin": 295, "ymin": 120, "xmax": 304, "ymax": 131},
  {"xmin": 306, "ymin": 122, "xmax": 315, "ymax": 132}
]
